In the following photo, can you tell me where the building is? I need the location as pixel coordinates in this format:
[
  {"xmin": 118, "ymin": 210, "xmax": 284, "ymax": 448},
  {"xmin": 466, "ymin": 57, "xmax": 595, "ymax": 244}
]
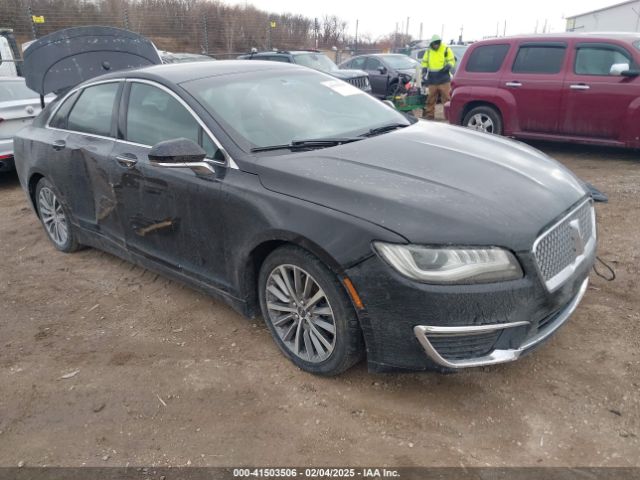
[{"xmin": 566, "ymin": 0, "xmax": 640, "ymax": 32}]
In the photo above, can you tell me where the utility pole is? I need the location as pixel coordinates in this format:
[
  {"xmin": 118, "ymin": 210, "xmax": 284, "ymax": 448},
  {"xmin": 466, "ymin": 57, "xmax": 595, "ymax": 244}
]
[
  {"xmin": 503, "ymin": 20, "xmax": 507, "ymax": 36},
  {"xmin": 405, "ymin": 16, "xmax": 410, "ymax": 42},
  {"xmin": 459, "ymin": 25, "xmax": 463, "ymax": 44},
  {"xmin": 203, "ymin": 16, "xmax": 209, "ymax": 54},
  {"xmin": 440, "ymin": 23, "xmax": 444, "ymax": 41},
  {"xmin": 314, "ymin": 17, "xmax": 319, "ymax": 49},
  {"xmin": 535, "ymin": 19, "xmax": 539, "ymax": 34},
  {"xmin": 543, "ymin": 18, "xmax": 548, "ymax": 33},
  {"xmin": 395, "ymin": 22, "xmax": 398, "ymax": 51},
  {"xmin": 354, "ymin": 19, "xmax": 358, "ymax": 54},
  {"xmin": 419, "ymin": 22, "xmax": 423, "ymax": 41}
]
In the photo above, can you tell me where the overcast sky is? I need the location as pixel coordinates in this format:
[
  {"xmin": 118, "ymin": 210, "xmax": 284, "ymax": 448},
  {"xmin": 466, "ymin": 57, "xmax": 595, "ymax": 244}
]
[{"xmin": 226, "ymin": 0, "xmax": 621, "ymax": 41}]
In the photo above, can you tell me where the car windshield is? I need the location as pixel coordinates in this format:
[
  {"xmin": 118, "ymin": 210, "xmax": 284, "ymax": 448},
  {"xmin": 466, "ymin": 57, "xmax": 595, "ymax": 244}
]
[
  {"xmin": 294, "ymin": 53, "xmax": 338, "ymax": 73},
  {"xmin": 184, "ymin": 69, "xmax": 410, "ymax": 152},
  {"xmin": 0, "ymin": 80, "xmax": 39, "ymax": 102},
  {"xmin": 380, "ymin": 55, "xmax": 418, "ymax": 69}
]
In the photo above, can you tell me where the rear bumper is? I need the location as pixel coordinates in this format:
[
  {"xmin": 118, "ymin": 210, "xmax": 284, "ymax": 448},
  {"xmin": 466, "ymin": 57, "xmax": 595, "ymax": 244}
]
[{"xmin": 413, "ymin": 278, "xmax": 588, "ymax": 368}]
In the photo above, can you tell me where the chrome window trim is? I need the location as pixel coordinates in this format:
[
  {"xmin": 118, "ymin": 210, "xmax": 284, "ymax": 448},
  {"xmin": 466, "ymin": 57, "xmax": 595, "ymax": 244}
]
[
  {"xmin": 44, "ymin": 77, "xmax": 238, "ymax": 170},
  {"xmin": 532, "ymin": 197, "xmax": 596, "ymax": 292},
  {"xmin": 45, "ymin": 78, "xmax": 124, "ymax": 128}
]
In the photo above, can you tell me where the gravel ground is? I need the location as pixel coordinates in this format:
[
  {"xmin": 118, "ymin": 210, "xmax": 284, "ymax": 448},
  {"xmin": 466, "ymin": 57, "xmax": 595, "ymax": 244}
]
[{"xmin": 0, "ymin": 141, "xmax": 638, "ymax": 468}]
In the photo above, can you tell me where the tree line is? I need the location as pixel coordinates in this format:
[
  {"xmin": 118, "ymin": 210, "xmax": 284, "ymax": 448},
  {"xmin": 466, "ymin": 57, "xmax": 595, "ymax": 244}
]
[{"xmin": 1, "ymin": 0, "xmax": 410, "ymax": 56}]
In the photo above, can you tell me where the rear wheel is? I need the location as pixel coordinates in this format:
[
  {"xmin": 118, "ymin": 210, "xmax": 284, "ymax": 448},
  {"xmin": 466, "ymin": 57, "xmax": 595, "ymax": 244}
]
[
  {"xmin": 463, "ymin": 105, "xmax": 503, "ymax": 135},
  {"xmin": 258, "ymin": 245, "xmax": 364, "ymax": 376},
  {"xmin": 35, "ymin": 178, "xmax": 81, "ymax": 253}
]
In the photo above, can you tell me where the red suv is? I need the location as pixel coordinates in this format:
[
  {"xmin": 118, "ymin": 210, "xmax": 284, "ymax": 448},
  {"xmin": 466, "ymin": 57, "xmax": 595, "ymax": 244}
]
[{"xmin": 446, "ymin": 33, "xmax": 640, "ymax": 148}]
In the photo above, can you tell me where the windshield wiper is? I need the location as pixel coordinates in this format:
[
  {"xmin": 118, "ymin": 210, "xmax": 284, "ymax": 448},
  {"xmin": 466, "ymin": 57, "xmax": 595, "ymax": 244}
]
[
  {"xmin": 250, "ymin": 137, "xmax": 363, "ymax": 153},
  {"xmin": 362, "ymin": 122, "xmax": 410, "ymax": 137}
]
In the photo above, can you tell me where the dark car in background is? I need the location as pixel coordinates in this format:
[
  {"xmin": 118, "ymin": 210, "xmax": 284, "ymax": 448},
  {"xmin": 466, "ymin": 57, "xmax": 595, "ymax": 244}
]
[
  {"xmin": 238, "ymin": 50, "xmax": 371, "ymax": 92},
  {"xmin": 340, "ymin": 54, "xmax": 419, "ymax": 98},
  {"xmin": 16, "ymin": 27, "xmax": 598, "ymax": 376},
  {"xmin": 446, "ymin": 33, "xmax": 640, "ymax": 148}
]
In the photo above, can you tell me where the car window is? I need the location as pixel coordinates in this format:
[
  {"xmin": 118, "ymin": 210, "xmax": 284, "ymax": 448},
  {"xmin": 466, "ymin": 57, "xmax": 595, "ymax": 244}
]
[
  {"xmin": 512, "ymin": 45, "xmax": 566, "ymax": 74},
  {"xmin": 365, "ymin": 57, "xmax": 383, "ymax": 70},
  {"xmin": 380, "ymin": 55, "xmax": 418, "ymax": 69},
  {"xmin": 264, "ymin": 55, "xmax": 291, "ymax": 63},
  {"xmin": 294, "ymin": 53, "xmax": 337, "ymax": 72},
  {"xmin": 49, "ymin": 91, "xmax": 80, "ymax": 129},
  {"xmin": 126, "ymin": 83, "xmax": 218, "ymax": 158},
  {"xmin": 0, "ymin": 80, "xmax": 40, "ymax": 102},
  {"xmin": 575, "ymin": 46, "xmax": 632, "ymax": 75},
  {"xmin": 67, "ymin": 82, "xmax": 119, "ymax": 137},
  {"xmin": 466, "ymin": 44, "xmax": 510, "ymax": 73},
  {"xmin": 349, "ymin": 57, "xmax": 366, "ymax": 69}
]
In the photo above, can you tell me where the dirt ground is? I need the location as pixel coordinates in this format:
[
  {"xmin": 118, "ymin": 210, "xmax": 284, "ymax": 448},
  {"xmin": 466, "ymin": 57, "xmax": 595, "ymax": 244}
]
[{"xmin": 0, "ymin": 141, "xmax": 638, "ymax": 468}]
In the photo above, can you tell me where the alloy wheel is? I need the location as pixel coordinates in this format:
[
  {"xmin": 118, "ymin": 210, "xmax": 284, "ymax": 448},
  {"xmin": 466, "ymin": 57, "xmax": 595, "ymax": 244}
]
[
  {"xmin": 265, "ymin": 264, "xmax": 337, "ymax": 363},
  {"xmin": 38, "ymin": 187, "xmax": 69, "ymax": 248},
  {"xmin": 467, "ymin": 113, "xmax": 495, "ymax": 133}
]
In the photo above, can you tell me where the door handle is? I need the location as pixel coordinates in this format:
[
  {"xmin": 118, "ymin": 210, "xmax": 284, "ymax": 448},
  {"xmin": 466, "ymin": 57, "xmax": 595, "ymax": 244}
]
[
  {"xmin": 115, "ymin": 153, "xmax": 138, "ymax": 168},
  {"xmin": 505, "ymin": 81, "xmax": 522, "ymax": 87},
  {"xmin": 52, "ymin": 140, "xmax": 66, "ymax": 151},
  {"xmin": 570, "ymin": 84, "xmax": 590, "ymax": 90}
]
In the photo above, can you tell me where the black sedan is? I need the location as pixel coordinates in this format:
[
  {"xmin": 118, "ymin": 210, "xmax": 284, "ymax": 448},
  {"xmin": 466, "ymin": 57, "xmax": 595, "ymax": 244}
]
[
  {"xmin": 14, "ymin": 60, "xmax": 596, "ymax": 375},
  {"xmin": 340, "ymin": 53, "xmax": 420, "ymax": 98}
]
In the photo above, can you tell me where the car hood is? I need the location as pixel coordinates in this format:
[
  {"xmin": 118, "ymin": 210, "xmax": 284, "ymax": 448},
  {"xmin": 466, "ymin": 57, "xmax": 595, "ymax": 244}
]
[
  {"xmin": 397, "ymin": 67, "xmax": 417, "ymax": 76},
  {"xmin": 255, "ymin": 121, "xmax": 588, "ymax": 251},
  {"xmin": 332, "ymin": 69, "xmax": 368, "ymax": 79}
]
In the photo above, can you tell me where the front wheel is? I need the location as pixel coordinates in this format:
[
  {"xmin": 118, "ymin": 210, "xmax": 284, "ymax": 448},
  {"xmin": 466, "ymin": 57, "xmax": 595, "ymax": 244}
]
[
  {"xmin": 258, "ymin": 245, "xmax": 364, "ymax": 376},
  {"xmin": 463, "ymin": 105, "xmax": 503, "ymax": 135}
]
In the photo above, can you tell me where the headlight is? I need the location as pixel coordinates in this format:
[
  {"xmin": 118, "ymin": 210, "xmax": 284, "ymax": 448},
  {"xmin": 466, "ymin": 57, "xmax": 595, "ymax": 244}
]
[{"xmin": 373, "ymin": 243, "xmax": 523, "ymax": 284}]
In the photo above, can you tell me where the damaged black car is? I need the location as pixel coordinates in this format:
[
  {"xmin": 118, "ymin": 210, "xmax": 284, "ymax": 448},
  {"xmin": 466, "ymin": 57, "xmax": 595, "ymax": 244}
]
[{"xmin": 13, "ymin": 27, "xmax": 597, "ymax": 375}]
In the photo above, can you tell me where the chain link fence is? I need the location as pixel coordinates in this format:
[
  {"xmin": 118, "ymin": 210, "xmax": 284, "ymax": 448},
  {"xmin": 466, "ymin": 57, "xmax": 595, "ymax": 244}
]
[{"xmin": 1, "ymin": 0, "xmax": 390, "ymax": 62}]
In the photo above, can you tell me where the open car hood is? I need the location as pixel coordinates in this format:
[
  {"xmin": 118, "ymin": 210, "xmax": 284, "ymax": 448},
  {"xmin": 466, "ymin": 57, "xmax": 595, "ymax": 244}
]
[{"xmin": 23, "ymin": 26, "xmax": 161, "ymax": 95}]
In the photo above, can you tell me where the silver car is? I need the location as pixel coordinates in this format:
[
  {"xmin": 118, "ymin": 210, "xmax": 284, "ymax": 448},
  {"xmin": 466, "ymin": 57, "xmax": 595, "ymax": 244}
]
[{"xmin": 0, "ymin": 77, "xmax": 50, "ymax": 171}]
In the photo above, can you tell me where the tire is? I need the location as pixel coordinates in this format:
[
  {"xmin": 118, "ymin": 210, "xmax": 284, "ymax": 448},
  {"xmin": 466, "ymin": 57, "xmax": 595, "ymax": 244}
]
[
  {"xmin": 35, "ymin": 177, "xmax": 81, "ymax": 253},
  {"xmin": 463, "ymin": 105, "xmax": 503, "ymax": 135},
  {"xmin": 258, "ymin": 245, "xmax": 364, "ymax": 376},
  {"xmin": 386, "ymin": 81, "xmax": 399, "ymax": 98}
]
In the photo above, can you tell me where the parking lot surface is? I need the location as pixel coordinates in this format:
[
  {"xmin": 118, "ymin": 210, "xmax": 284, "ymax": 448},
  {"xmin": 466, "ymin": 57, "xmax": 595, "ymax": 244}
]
[{"xmin": 0, "ymin": 142, "xmax": 638, "ymax": 467}]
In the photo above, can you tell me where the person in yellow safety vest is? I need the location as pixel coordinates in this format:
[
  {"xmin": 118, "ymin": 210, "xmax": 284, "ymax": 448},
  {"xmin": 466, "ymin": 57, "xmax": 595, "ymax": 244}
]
[{"xmin": 421, "ymin": 34, "xmax": 456, "ymax": 120}]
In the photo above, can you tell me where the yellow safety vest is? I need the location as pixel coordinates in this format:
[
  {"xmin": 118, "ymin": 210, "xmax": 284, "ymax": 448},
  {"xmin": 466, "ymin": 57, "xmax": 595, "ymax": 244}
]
[{"xmin": 421, "ymin": 44, "xmax": 456, "ymax": 71}]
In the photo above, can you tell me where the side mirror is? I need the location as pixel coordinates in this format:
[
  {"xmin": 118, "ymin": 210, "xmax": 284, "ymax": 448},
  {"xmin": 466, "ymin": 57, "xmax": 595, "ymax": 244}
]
[
  {"xmin": 610, "ymin": 62, "xmax": 630, "ymax": 76},
  {"xmin": 378, "ymin": 66, "xmax": 388, "ymax": 74},
  {"xmin": 148, "ymin": 138, "xmax": 207, "ymax": 168}
]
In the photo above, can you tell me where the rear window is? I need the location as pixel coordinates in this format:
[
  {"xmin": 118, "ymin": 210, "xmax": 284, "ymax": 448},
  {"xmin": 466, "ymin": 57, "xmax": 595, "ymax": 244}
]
[
  {"xmin": 512, "ymin": 45, "xmax": 566, "ymax": 74},
  {"xmin": 0, "ymin": 80, "xmax": 39, "ymax": 102},
  {"xmin": 67, "ymin": 82, "xmax": 119, "ymax": 137},
  {"xmin": 465, "ymin": 44, "xmax": 510, "ymax": 73}
]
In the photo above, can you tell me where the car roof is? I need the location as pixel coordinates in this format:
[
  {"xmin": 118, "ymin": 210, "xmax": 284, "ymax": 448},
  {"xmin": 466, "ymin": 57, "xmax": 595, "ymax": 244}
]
[
  {"xmin": 473, "ymin": 32, "xmax": 640, "ymax": 45},
  {"xmin": 77, "ymin": 60, "xmax": 303, "ymax": 86}
]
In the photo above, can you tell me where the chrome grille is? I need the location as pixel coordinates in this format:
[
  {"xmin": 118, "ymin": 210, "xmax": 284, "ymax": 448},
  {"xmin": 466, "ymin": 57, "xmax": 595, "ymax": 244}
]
[
  {"xmin": 346, "ymin": 76, "xmax": 370, "ymax": 90},
  {"xmin": 534, "ymin": 199, "xmax": 596, "ymax": 290}
]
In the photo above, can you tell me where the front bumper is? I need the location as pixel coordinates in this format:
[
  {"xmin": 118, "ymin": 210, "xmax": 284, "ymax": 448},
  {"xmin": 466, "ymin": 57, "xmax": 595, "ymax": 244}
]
[
  {"xmin": 414, "ymin": 278, "xmax": 588, "ymax": 368},
  {"xmin": 346, "ymin": 247, "xmax": 594, "ymax": 372}
]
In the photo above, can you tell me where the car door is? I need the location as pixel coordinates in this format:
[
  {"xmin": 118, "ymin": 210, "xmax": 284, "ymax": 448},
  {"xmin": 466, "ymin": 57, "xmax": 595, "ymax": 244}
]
[
  {"xmin": 364, "ymin": 57, "xmax": 389, "ymax": 96},
  {"xmin": 561, "ymin": 41, "xmax": 639, "ymax": 141},
  {"xmin": 110, "ymin": 80, "xmax": 229, "ymax": 287},
  {"xmin": 500, "ymin": 42, "xmax": 567, "ymax": 134},
  {"xmin": 45, "ymin": 81, "xmax": 125, "ymax": 245}
]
